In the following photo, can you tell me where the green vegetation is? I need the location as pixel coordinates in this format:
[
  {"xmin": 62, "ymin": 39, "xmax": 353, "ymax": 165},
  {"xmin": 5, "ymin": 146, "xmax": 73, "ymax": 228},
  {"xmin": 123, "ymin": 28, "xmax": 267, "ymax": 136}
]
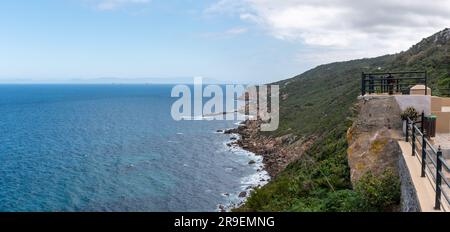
[
  {"xmin": 239, "ymin": 117, "xmax": 400, "ymax": 212},
  {"xmin": 239, "ymin": 29, "xmax": 449, "ymax": 212},
  {"xmin": 355, "ymin": 170, "xmax": 401, "ymax": 211},
  {"xmin": 400, "ymin": 107, "xmax": 419, "ymax": 121}
]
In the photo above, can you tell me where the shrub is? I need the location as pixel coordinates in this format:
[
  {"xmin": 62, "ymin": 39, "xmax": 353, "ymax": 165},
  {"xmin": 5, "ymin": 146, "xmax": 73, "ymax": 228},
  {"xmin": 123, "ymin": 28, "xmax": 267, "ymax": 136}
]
[
  {"xmin": 355, "ymin": 169, "xmax": 401, "ymax": 211},
  {"xmin": 322, "ymin": 190, "xmax": 363, "ymax": 212},
  {"xmin": 400, "ymin": 107, "xmax": 419, "ymax": 121}
]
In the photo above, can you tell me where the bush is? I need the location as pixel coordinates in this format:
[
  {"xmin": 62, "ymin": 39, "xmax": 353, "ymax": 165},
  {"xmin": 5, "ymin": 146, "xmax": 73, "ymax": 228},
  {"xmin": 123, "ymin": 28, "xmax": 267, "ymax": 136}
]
[
  {"xmin": 322, "ymin": 190, "xmax": 363, "ymax": 212},
  {"xmin": 355, "ymin": 169, "xmax": 401, "ymax": 211},
  {"xmin": 400, "ymin": 107, "xmax": 419, "ymax": 121}
]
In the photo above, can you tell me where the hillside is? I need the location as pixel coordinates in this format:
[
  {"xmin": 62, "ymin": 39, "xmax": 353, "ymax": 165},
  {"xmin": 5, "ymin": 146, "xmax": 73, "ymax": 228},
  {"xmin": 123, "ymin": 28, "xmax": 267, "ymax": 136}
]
[{"xmin": 238, "ymin": 28, "xmax": 450, "ymax": 212}]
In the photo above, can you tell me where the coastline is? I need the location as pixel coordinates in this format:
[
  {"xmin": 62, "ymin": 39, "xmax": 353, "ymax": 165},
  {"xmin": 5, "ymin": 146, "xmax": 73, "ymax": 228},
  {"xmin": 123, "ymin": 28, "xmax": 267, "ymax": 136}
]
[
  {"xmin": 216, "ymin": 121, "xmax": 270, "ymax": 212},
  {"xmin": 225, "ymin": 120, "xmax": 316, "ymax": 177},
  {"xmin": 216, "ymin": 119, "xmax": 317, "ymax": 211}
]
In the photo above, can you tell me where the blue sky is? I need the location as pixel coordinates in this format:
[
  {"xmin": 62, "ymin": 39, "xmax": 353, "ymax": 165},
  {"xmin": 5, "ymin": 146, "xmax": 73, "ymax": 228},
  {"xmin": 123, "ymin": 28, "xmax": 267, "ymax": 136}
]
[{"xmin": 0, "ymin": 0, "xmax": 449, "ymax": 83}]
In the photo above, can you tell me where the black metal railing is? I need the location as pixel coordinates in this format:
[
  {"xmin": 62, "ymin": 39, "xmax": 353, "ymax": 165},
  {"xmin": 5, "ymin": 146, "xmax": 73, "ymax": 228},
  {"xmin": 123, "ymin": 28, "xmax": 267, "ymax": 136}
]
[
  {"xmin": 361, "ymin": 71, "xmax": 427, "ymax": 96},
  {"xmin": 406, "ymin": 114, "xmax": 450, "ymax": 211},
  {"xmin": 436, "ymin": 74, "xmax": 450, "ymax": 97},
  {"xmin": 437, "ymin": 86, "xmax": 450, "ymax": 97},
  {"xmin": 438, "ymin": 89, "xmax": 450, "ymax": 97}
]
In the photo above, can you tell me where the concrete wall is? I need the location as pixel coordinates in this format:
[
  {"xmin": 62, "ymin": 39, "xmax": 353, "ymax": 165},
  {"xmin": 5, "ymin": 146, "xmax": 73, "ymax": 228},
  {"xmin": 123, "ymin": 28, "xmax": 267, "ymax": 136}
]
[
  {"xmin": 399, "ymin": 155, "xmax": 421, "ymax": 212},
  {"xmin": 395, "ymin": 95, "xmax": 431, "ymax": 115},
  {"xmin": 433, "ymin": 112, "xmax": 450, "ymax": 133},
  {"xmin": 410, "ymin": 85, "xmax": 431, "ymax": 96},
  {"xmin": 394, "ymin": 95, "xmax": 450, "ymax": 134},
  {"xmin": 431, "ymin": 96, "xmax": 450, "ymax": 133}
]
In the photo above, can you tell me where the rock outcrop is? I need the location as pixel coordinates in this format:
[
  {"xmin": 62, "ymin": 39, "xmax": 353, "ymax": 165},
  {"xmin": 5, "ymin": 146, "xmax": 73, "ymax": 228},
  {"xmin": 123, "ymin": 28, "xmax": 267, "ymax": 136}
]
[
  {"xmin": 230, "ymin": 120, "xmax": 316, "ymax": 177},
  {"xmin": 346, "ymin": 96, "xmax": 403, "ymax": 184}
]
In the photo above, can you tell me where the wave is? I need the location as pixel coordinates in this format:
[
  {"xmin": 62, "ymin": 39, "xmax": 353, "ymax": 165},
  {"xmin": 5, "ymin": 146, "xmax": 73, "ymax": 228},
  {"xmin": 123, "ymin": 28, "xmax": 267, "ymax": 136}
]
[
  {"xmin": 180, "ymin": 116, "xmax": 215, "ymax": 120},
  {"xmin": 217, "ymin": 133, "xmax": 271, "ymax": 212}
]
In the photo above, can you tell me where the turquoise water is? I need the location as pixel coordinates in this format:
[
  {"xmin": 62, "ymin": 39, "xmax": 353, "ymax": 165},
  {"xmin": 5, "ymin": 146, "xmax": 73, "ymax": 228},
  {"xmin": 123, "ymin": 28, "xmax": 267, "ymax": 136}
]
[{"xmin": 0, "ymin": 84, "xmax": 266, "ymax": 212}]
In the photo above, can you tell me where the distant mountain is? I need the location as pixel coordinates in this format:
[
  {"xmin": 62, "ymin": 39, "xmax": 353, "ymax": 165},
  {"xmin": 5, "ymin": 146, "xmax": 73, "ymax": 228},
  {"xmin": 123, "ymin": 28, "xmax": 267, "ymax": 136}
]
[
  {"xmin": 66, "ymin": 77, "xmax": 233, "ymax": 84},
  {"xmin": 0, "ymin": 77, "xmax": 236, "ymax": 84},
  {"xmin": 240, "ymin": 28, "xmax": 450, "ymax": 212}
]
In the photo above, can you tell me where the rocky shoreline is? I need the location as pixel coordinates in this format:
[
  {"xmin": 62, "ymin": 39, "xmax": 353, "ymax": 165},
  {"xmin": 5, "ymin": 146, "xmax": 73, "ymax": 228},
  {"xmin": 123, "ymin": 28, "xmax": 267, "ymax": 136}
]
[
  {"xmin": 216, "ymin": 127, "xmax": 270, "ymax": 212},
  {"xmin": 215, "ymin": 119, "xmax": 317, "ymax": 211},
  {"xmin": 223, "ymin": 120, "xmax": 317, "ymax": 178}
]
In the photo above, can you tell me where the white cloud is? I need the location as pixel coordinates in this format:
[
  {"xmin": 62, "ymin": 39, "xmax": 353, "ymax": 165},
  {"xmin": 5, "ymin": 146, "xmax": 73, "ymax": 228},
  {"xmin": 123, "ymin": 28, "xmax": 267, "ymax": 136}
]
[
  {"xmin": 207, "ymin": 0, "xmax": 450, "ymax": 63},
  {"xmin": 200, "ymin": 27, "xmax": 248, "ymax": 38},
  {"xmin": 89, "ymin": 0, "xmax": 150, "ymax": 11},
  {"xmin": 225, "ymin": 27, "xmax": 248, "ymax": 35}
]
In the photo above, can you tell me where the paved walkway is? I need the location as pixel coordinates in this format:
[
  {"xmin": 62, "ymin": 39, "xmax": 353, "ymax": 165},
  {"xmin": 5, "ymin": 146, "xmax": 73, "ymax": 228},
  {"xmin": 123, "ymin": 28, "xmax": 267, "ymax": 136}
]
[
  {"xmin": 398, "ymin": 141, "xmax": 450, "ymax": 212},
  {"xmin": 430, "ymin": 134, "xmax": 450, "ymax": 180},
  {"xmin": 433, "ymin": 133, "xmax": 450, "ymax": 152}
]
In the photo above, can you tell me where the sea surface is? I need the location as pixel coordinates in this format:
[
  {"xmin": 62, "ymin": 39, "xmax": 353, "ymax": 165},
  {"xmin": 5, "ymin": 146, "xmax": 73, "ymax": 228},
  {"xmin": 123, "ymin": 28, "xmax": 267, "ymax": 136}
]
[{"xmin": 0, "ymin": 84, "xmax": 269, "ymax": 212}]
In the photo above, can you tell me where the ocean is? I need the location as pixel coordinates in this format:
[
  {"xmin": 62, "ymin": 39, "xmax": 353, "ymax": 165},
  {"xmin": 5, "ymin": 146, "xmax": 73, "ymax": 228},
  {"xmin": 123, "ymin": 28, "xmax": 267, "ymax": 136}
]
[{"xmin": 0, "ymin": 84, "xmax": 269, "ymax": 212}]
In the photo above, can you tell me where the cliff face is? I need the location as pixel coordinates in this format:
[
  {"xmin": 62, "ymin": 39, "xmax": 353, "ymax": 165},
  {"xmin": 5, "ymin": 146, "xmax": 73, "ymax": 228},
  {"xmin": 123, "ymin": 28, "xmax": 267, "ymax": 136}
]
[
  {"xmin": 346, "ymin": 96, "xmax": 402, "ymax": 184},
  {"xmin": 346, "ymin": 96, "xmax": 422, "ymax": 211}
]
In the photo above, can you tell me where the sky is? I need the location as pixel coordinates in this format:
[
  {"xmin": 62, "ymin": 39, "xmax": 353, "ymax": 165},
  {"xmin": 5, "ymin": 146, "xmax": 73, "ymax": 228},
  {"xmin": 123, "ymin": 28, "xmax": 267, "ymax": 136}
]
[{"xmin": 0, "ymin": 0, "xmax": 449, "ymax": 84}]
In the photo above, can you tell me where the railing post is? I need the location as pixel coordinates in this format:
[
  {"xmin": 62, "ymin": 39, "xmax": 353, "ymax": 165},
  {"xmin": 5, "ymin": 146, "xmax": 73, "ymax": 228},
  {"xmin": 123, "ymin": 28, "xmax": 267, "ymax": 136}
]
[
  {"xmin": 412, "ymin": 122, "xmax": 416, "ymax": 156},
  {"xmin": 369, "ymin": 75, "xmax": 374, "ymax": 94},
  {"xmin": 421, "ymin": 111, "xmax": 425, "ymax": 134},
  {"xmin": 435, "ymin": 146, "xmax": 443, "ymax": 210},
  {"xmin": 421, "ymin": 132, "xmax": 427, "ymax": 178},
  {"xmin": 396, "ymin": 79, "xmax": 399, "ymax": 93},
  {"xmin": 361, "ymin": 72, "xmax": 366, "ymax": 96},
  {"xmin": 405, "ymin": 119, "xmax": 409, "ymax": 142}
]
